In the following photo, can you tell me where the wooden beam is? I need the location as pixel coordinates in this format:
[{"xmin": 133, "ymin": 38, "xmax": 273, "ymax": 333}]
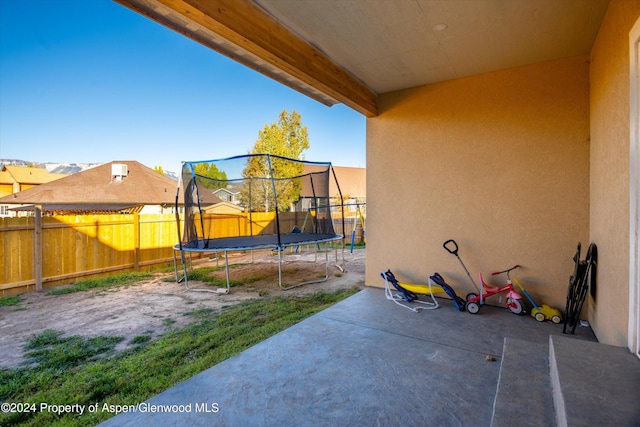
[{"xmin": 115, "ymin": 0, "xmax": 378, "ymax": 117}]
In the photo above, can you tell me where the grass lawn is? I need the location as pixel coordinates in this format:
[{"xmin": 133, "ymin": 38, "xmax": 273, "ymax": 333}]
[
  {"xmin": 46, "ymin": 272, "xmax": 155, "ymax": 295},
  {"xmin": 0, "ymin": 279, "xmax": 359, "ymax": 427}
]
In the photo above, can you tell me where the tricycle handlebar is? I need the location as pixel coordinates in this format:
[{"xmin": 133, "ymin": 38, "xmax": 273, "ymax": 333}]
[{"xmin": 491, "ymin": 265, "xmax": 520, "ymax": 276}]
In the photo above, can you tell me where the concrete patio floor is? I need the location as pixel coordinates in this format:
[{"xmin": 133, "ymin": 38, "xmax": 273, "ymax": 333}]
[{"xmin": 99, "ymin": 287, "xmax": 598, "ymax": 426}]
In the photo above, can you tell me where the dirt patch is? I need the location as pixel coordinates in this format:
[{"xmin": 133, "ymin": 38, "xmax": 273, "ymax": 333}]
[{"xmin": 0, "ymin": 248, "xmax": 365, "ymax": 370}]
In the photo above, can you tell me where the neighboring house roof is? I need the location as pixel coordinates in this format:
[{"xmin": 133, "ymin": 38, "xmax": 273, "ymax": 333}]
[
  {"xmin": 331, "ymin": 166, "xmax": 366, "ymax": 199},
  {"xmin": 202, "ymin": 201, "xmax": 245, "ymax": 214},
  {"xmin": 0, "ymin": 171, "xmax": 14, "ymax": 185},
  {"xmin": 198, "ymin": 190, "xmax": 224, "ymax": 206},
  {"xmin": 213, "ymin": 187, "xmax": 240, "ymax": 197},
  {"xmin": 302, "ymin": 165, "xmax": 366, "ymax": 199},
  {"xmin": 1, "ymin": 166, "xmax": 67, "ymax": 184},
  {"xmin": 9, "ymin": 203, "xmax": 143, "ymax": 215},
  {"xmin": 0, "ymin": 161, "xmax": 183, "ymax": 205}
]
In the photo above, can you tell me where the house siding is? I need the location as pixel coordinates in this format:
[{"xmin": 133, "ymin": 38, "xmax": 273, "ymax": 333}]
[
  {"xmin": 367, "ymin": 56, "xmax": 590, "ymax": 318},
  {"xmin": 589, "ymin": 0, "xmax": 640, "ymax": 346}
]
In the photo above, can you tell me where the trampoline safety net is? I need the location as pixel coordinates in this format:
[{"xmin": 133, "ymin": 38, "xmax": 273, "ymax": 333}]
[{"xmin": 176, "ymin": 154, "xmax": 345, "ymax": 251}]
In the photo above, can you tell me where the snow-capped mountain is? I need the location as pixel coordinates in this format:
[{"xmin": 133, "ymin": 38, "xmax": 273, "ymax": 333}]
[
  {"xmin": 0, "ymin": 159, "xmax": 179, "ymax": 181},
  {"xmin": 0, "ymin": 159, "xmax": 100, "ymax": 174}
]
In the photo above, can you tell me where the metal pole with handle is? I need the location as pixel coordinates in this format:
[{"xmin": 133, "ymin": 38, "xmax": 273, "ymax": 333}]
[{"xmin": 443, "ymin": 239, "xmax": 480, "ymax": 294}]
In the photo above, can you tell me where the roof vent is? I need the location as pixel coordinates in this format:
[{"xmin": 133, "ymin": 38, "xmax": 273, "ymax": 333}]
[{"xmin": 112, "ymin": 164, "xmax": 128, "ymax": 181}]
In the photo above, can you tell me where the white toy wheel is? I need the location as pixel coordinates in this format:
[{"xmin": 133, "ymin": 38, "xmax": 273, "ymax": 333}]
[
  {"xmin": 535, "ymin": 312, "xmax": 545, "ymax": 322},
  {"xmin": 466, "ymin": 301, "xmax": 480, "ymax": 314},
  {"xmin": 508, "ymin": 298, "xmax": 523, "ymax": 315},
  {"xmin": 551, "ymin": 315, "xmax": 562, "ymax": 324}
]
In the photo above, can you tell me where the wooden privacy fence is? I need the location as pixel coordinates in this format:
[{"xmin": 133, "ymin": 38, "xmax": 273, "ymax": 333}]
[
  {"xmin": 1, "ymin": 212, "xmax": 361, "ymax": 296},
  {"xmin": 1, "ymin": 213, "xmax": 180, "ymax": 296}
]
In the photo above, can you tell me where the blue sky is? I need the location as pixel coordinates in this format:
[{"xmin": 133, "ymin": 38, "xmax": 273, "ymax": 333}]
[{"xmin": 0, "ymin": 0, "xmax": 366, "ymax": 173}]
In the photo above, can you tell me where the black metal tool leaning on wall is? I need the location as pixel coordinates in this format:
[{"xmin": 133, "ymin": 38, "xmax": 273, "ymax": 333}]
[{"xmin": 563, "ymin": 242, "xmax": 597, "ymax": 334}]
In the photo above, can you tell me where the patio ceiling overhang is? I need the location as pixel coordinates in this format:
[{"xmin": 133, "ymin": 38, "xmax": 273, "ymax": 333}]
[
  {"xmin": 114, "ymin": 0, "xmax": 378, "ymax": 117},
  {"xmin": 115, "ymin": 0, "xmax": 609, "ymax": 120}
]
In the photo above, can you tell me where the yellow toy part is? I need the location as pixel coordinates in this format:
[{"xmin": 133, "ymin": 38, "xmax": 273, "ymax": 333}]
[
  {"xmin": 512, "ymin": 277, "xmax": 562, "ymax": 324},
  {"xmin": 397, "ymin": 282, "xmax": 447, "ymax": 295},
  {"xmin": 382, "ymin": 270, "xmax": 442, "ymax": 313},
  {"xmin": 532, "ymin": 305, "xmax": 562, "ymax": 324}
]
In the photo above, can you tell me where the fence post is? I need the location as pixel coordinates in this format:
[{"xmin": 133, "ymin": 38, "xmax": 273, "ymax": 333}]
[
  {"xmin": 134, "ymin": 212, "xmax": 140, "ymax": 272},
  {"xmin": 34, "ymin": 206, "xmax": 42, "ymax": 290}
]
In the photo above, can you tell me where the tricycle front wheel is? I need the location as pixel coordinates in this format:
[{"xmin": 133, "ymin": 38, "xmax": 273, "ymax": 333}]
[{"xmin": 507, "ymin": 298, "xmax": 523, "ymax": 315}]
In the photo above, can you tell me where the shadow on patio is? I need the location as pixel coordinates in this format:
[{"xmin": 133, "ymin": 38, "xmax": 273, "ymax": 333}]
[{"xmin": 99, "ymin": 287, "xmax": 639, "ymax": 426}]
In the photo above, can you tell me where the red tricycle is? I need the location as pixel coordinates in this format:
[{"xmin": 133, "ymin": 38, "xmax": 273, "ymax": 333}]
[{"xmin": 465, "ymin": 265, "xmax": 524, "ymax": 315}]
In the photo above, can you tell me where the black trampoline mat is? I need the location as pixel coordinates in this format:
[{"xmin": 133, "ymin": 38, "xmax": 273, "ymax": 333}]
[{"xmin": 177, "ymin": 233, "xmax": 342, "ymax": 252}]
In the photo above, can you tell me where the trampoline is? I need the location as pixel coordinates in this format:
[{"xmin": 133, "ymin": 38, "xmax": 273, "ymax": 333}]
[{"xmin": 173, "ymin": 154, "xmax": 345, "ymax": 293}]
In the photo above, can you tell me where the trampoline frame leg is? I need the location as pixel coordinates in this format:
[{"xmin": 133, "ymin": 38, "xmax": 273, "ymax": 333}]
[
  {"xmin": 277, "ymin": 242, "xmax": 332, "ymax": 290},
  {"xmin": 173, "ymin": 247, "xmax": 229, "ymax": 294},
  {"xmin": 173, "ymin": 239, "xmax": 344, "ymax": 293}
]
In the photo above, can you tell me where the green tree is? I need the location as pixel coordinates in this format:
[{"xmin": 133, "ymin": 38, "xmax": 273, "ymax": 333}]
[
  {"xmin": 193, "ymin": 162, "xmax": 228, "ymax": 190},
  {"xmin": 253, "ymin": 109, "xmax": 309, "ymax": 159},
  {"xmin": 153, "ymin": 165, "xmax": 165, "ymax": 175},
  {"xmin": 241, "ymin": 109, "xmax": 309, "ymax": 212}
]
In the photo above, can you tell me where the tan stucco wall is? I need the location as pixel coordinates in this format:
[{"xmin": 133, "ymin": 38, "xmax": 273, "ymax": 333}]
[
  {"xmin": 589, "ymin": 1, "xmax": 640, "ymax": 346},
  {"xmin": 366, "ymin": 56, "xmax": 590, "ymax": 314}
]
